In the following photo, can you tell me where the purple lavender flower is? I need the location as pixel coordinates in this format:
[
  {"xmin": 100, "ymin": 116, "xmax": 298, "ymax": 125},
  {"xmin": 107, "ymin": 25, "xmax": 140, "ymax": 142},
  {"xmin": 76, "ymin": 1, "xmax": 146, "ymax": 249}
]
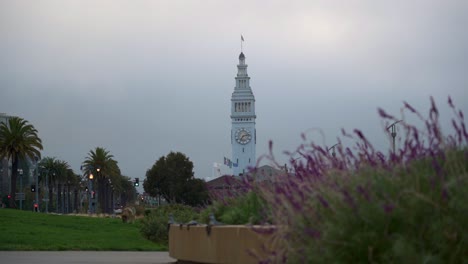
[
  {"xmin": 383, "ymin": 202, "xmax": 395, "ymax": 214},
  {"xmin": 304, "ymin": 227, "xmax": 321, "ymax": 239}
]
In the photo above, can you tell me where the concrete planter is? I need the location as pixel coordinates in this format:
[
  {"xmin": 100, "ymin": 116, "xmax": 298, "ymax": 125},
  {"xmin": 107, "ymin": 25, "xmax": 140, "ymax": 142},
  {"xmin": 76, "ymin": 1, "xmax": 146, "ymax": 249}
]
[{"xmin": 169, "ymin": 224, "xmax": 275, "ymax": 264}]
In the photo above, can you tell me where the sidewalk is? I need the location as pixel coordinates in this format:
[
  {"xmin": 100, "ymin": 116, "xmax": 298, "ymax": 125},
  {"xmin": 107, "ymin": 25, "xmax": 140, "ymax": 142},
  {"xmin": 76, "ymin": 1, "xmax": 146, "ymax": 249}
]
[{"xmin": 0, "ymin": 251, "xmax": 176, "ymax": 264}]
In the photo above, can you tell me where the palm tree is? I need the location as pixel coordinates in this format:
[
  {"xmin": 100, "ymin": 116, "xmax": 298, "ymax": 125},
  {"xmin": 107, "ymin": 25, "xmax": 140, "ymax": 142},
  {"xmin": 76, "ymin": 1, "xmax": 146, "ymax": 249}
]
[
  {"xmin": 38, "ymin": 157, "xmax": 56, "ymax": 212},
  {"xmin": 82, "ymin": 147, "xmax": 120, "ymax": 213},
  {"xmin": 38, "ymin": 157, "xmax": 67, "ymax": 212},
  {"xmin": 54, "ymin": 160, "xmax": 69, "ymax": 213},
  {"xmin": 0, "ymin": 117, "xmax": 43, "ymax": 208}
]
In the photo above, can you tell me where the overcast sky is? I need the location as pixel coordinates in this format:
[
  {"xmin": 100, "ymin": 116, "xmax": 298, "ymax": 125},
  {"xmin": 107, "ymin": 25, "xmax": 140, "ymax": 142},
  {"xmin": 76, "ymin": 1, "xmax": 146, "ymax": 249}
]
[{"xmin": 1, "ymin": 0, "xmax": 467, "ymax": 184}]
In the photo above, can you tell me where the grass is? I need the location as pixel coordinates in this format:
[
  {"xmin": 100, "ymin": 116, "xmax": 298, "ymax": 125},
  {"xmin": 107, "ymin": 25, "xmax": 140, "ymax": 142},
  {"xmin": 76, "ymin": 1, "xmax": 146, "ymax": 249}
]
[{"xmin": 0, "ymin": 209, "xmax": 166, "ymax": 251}]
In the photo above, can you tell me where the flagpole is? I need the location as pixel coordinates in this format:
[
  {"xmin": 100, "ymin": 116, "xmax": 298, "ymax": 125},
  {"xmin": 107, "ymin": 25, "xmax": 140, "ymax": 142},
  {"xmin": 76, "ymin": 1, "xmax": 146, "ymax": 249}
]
[{"xmin": 241, "ymin": 35, "xmax": 243, "ymax": 52}]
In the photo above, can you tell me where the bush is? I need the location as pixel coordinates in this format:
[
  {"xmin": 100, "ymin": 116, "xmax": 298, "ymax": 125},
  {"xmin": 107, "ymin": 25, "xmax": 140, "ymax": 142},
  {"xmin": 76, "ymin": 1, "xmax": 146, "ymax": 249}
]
[
  {"xmin": 134, "ymin": 204, "xmax": 146, "ymax": 216},
  {"xmin": 140, "ymin": 204, "xmax": 198, "ymax": 244},
  {"xmin": 259, "ymin": 97, "xmax": 468, "ymax": 263},
  {"xmin": 199, "ymin": 191, "xmax": 270, "ymax": 225}
]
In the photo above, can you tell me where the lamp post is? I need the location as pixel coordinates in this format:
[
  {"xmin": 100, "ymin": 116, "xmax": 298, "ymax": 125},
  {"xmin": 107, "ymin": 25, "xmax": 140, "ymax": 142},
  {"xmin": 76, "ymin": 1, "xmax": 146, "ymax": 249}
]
[
  {"xmin": 18, "ymin": 169, "xmax": 23, "ymax": 210},
  {"xmin": 387, "ymin": 120, "xmax": 402, "ymax": 154},
  {"xmin": 45, "ymin": 170, "xmax": 49, "ymax": 213},
  {"xmin": 327, "ymin": 143, "xmax": 340, "ymax": 157},
  {"xmin": 88, "ymin": 172, "xmax": 94, "ymax": 214},
  {"xmin": 34, "ymin": 158, "xmax": 39, "ymax": 212},
  {"xmin": 53, "ymin": 172, "xmax": 58, "ymax": 213},
  {"xmin": 40, "ymin": 166, "xmax": 49, "ymax": 213},
  {"xmin": 66, "ymin": 180, "xmax": 70, "ymax": 214}
]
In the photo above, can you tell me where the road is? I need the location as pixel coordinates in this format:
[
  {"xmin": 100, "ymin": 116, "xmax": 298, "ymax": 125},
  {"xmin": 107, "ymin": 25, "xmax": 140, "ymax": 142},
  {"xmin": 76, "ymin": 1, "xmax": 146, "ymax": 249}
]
[{"xmin": 0, "ymin": 251, "xmax": 176, "ymax": 264}]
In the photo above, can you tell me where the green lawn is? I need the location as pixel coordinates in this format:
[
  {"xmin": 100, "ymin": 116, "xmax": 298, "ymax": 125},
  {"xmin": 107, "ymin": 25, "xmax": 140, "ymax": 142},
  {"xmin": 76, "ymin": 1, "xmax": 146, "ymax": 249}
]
[{"xmin": 0, "ymin": 209, "xmax": 165, "ymax": 251}]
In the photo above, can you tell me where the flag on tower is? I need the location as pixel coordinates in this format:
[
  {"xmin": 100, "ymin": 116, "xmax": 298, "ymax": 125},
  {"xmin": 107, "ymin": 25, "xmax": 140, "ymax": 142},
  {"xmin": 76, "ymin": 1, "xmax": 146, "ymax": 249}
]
[{"xmin": 241, "ymin": 35, "xmax": 244, "ymax": 41}]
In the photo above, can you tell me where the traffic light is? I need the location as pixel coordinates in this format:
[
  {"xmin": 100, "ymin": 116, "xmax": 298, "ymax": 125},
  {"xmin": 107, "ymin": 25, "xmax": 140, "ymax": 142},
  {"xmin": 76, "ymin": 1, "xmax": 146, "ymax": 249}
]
[
  {"xmin": 31, "ymin": 185, "xmax": 36, "ymax": 192},
  {"xmin": 134, "ymin": 178, "xmax": 139, "ymax": 187}
]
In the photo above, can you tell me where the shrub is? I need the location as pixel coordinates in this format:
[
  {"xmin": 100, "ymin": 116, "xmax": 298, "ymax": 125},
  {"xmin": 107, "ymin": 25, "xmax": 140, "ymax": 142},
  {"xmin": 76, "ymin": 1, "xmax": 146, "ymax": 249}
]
[
  {"xmin": 200, "ymin": 191, "xmax": 270, "ymax": 225},
  {"xmin": 134, "ymin": 204, "xmax": 146, "ymax": 216},
  {"xmin": 140, "ymin": 204, "xmax": 197, "ymax": 244},
  {"xmin": 259, "ymin": 97, "xmax": 468, "ymax": 263}
]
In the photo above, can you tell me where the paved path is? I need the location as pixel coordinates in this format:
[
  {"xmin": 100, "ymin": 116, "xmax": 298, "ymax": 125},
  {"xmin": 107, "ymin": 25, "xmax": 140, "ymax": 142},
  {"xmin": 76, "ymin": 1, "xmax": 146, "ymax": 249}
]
[{"xmin": 0, "ymin": 251, "xmax": 176, "ymax": 264}]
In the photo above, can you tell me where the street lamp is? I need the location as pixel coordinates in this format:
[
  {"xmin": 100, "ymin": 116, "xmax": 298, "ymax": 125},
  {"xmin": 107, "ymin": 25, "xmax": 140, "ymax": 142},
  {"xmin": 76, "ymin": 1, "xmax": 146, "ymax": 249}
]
[
  {"xmin": 34, "ymin": 157, "xmax": 40, "ymax": 212},
  {"xmin": 327, "ymin": 143, "xmax": 340, "ymax": 158},
  {"xmin": 39, "ymin": 166, "xmax": 50, "ymax": 213},
  {"xmin": 88, "ymin": 173, "xmax": 94, "ymax": 214},
  {"xmin": 18, "ymin": 169, "xmax": 23, "ymax": 210},
  {"xmin": 387, "ymin": 120, "xmax": 402, "ymax": 154}
]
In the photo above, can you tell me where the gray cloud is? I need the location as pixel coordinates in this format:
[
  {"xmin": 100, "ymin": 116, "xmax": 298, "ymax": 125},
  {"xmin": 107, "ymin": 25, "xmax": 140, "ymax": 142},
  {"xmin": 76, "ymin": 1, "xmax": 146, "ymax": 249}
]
[{"xmin": 1, "ymin": 0, "xmax": 467, "ymax": 182}]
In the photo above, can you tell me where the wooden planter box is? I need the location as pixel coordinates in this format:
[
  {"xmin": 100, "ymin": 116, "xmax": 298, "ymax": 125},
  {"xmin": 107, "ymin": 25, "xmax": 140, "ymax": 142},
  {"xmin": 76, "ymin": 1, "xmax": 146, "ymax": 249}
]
[{"xmin": 169, "ymin": 224, "xmax": 275, "ymax": 264}]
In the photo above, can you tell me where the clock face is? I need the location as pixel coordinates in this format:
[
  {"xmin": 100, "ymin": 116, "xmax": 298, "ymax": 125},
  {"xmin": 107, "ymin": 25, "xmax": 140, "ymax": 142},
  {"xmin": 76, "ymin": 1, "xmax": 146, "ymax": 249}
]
[{"xmin": 235, "ymin": 128, "xmax": 252, "ymax": 145}]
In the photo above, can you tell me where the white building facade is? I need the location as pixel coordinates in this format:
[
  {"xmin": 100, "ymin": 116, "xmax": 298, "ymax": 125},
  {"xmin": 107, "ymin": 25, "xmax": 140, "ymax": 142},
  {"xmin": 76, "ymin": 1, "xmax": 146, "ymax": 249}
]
[{"xmin": 231, "ymin": 52, "xmax": 256, "ymax": 176}]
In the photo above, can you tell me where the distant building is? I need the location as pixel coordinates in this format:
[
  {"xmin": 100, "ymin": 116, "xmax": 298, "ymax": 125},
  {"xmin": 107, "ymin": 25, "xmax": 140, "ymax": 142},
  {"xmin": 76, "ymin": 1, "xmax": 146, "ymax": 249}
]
[
  {"xmin": 206, "ymin": 165, "xmax": 286, "ymax": 198},
  {"xmin": 251, "ymin": 165, "xmax": 285, "ymax": 181},
  {"xmin": 206, "ymin": 174, "xmax": 244, "ymax": 198}
]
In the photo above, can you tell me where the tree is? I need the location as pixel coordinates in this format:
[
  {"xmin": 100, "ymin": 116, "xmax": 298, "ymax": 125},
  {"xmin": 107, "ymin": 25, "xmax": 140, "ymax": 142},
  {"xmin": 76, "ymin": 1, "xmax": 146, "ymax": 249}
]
[
  {"xmin": 38, "ymin": 157, "xmax": 57, "ymax": 211},
  {"xmin": 0, "ymin": 117, "xmax": 43, "ymax": 208},
  {"xmin": 144, "ymin": 152, "xmax": 209, "ymax": 206},
  {"xmin": 82, "ymin": 147, "xmax": 120, "ymax": 213},
  {"xmin": 38, "ymin": 157, "xmax": 74, "ymax": 213},
  {"xmin": 118, "ymin": 176, "xmax": 137, "ymax": 207}
]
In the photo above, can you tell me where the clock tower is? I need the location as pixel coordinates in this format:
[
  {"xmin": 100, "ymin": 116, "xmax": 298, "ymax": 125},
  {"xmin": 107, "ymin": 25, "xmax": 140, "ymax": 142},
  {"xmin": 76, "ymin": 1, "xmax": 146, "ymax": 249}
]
[{"xmin": 231, "ymin": 52, "xmax": 256, "ymax": 176}]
